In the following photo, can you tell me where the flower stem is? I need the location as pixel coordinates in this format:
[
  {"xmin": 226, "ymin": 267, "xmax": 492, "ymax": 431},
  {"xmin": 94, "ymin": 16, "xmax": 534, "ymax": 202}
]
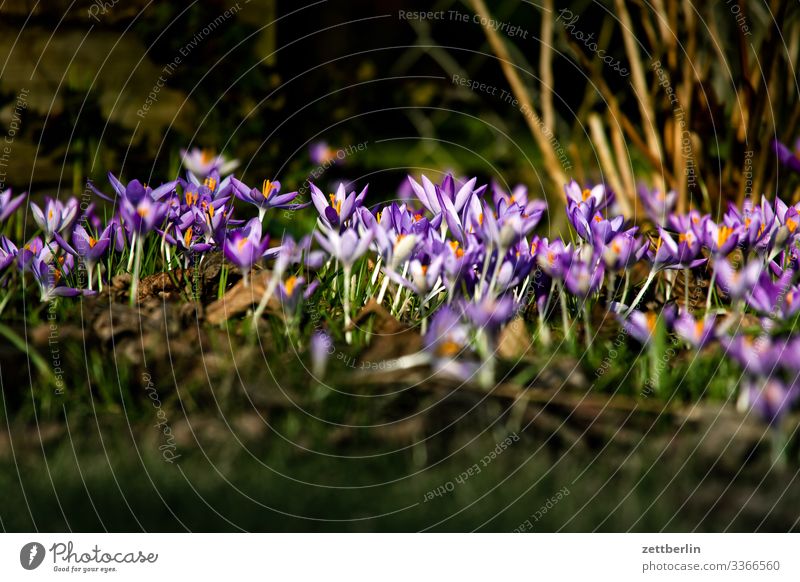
[
  {"xmin": 625, "ymin": 269, "xmax": 656, "ymax": 315},
  {"xmin": 620, "ymin": 271, "xmax": 631, "ymax": 306},
  {"xmin": 343, "ymin": 265, "xmax": 353, "ymax": 344},
  {"xmin": 253, "ymin": 270, "xmax": 279, "ymax": 324},
  {"xmin": 684, "ymin": 268, "xmax": 690, "ymax": 310},
  {"xmin": 126, "ymin": 232, "xmax": 137, "ymax": 272},
  {"xmin": 391, "ymin": 261, "xmax": 408, "ymax": 315},
  {"xmin": 705, "ymin": 263, "xmax": 717, "ymax": 312},
  {"xmin": 605, "ymin": 271, "xmax": 617, "ymax": 304},
  {"xmin": 559, "ymin": 282, "xmax": 572, "ymax": 343},
  {"xmin": 583, "ymin": 301, "xmax": 593, "ymax": 354},
  {"xmin": 129, "ymin": 236, "xmax": 143, "ymax": 307}
]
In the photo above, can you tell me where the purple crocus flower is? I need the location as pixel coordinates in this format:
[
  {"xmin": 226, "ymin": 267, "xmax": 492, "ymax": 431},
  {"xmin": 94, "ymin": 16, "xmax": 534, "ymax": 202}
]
[
  {"xmin": 723, "ymin": 198, "xmax": 774, "ymax": 252},
  {"xmin": 715, "ymin": 259, "xmax": 763, "ymax": 301},
  {"xmin": 586, "ymin": 214, "xmax": 626, "ymax": 245},
  {"xmin": 0, "ymin": 188, "xmax": 26, "ymax": 222},
  {"xmin": 702, "ymin": 219, "xmax": 740, "ymax": 256},
  {"xmin": 232, "ymin": 178, "xmax": 307, "ymax": 221},
  {"xmin": 746, "ymin": 377, "xmax": 798, "ymax": 425},
  {"xmin": 492, "ymin": 183, "xmax": 546, "ymax": 219},
  {"xmin": 310, "ymin": 182, "xmax": 368, "ymax": 230},
  {"xmin": 120, "ymin": 191, "xmax": 169, "ymax": 235},
  {"xmin": 408, "ymin": 174, "xmax": 483, "ymax": 218},
  {"xmin": 536, "ymin": 238, "xmax": 572, "ymax": 280},
  {"xmin": 496, "ymin": 207, "xmax": 545, "ymax": 248},
  {"xmin": 56, "ymin": 224, "xmax": 112, "ymax": 266},
  {"xmin": 0, "ymin": 236, "xmax": 18, "ymax": 271},
  {"xmin": 650, "ymin": 229, "xmax": 706, "ymax": 270},
  {"xmin": 565, "ymin": 182, "xmax": 609, "ymax": 234},
  {"xmin": 720, "ymin": 334, "xmax": 783, "ymax": 376},
  {"xmin": 180, "ymin": 147, "xmax": 239, "ymax": 178},
  {"xmin": 638, "ymin": 184, "xmax": 676, "ymax": 226},
  {"xmin": 54, "ymin": 224, "xmax": 113, "ymax": 290},
  {"xmin": 673, "ymin": 311, "xmax": 716, "ymax": 348},
  {"xmin": 667, "ymin": 209, "xmax": 706, "ymax": 236},
  {"xmin": 164, "ymin": 223, "xmax": 214, "ymax": 256},
  {"xmin": 276, "ymin": 275, "xmax": 306, "ymax": 313},
  {"xmin": 31, "ymin": 256, "xmax": 93, "ymax": 302},
  {"xmin": 772, "ymin": 138, "xmax": 800, "ymax": 174},
  {"xmin": 602, "ymin": 232, "xmax": 647, "ymax": 270},
  {"xmin": 565, "ymin": 181, "xmax": 607, "ymax": 211},
  {"xmin": 395, "ymin": 255, "xmax": 442, "ymax": 295},
  {"xmin": 424, "ymin": 306, "xmax": 479, "ymax": 381},
  {"xmin": 745, "ymin": 270, "xmax": 800, "ymax": 318},
  {"xmin": 463, "ymin": 294, "xmax": 518, "ymax": 332},
  {"xmin": 30, "ymin": 197, "xmax": 78, "ymax": 241},
  {"xmin": 17, "ymin": 236, "xmax": 44, "ymax": 271},
  {"xmin": 95, "ymin": 173, "xmax": 178, "ymax": 205},
  {"xmin": 563, "ymin": 248, "xmax": 604, "ymax": 298},
  {"xmin": 309, "ymin": 141, "xmax": 339, "ymax": 165},
  {"xmin": 223, "ymin": 217, "xmax": 270, "ymax": 282},
  {"xmin": 313, "ymin": 225, "xmax": 373, "ymax": 268},
  {"xmin": 618, "ymin": 309, "xmax": 660, "ymax": 344}
]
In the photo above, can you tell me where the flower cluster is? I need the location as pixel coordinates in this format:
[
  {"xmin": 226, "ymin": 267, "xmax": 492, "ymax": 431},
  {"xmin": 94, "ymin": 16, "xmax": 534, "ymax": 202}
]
[{"xmin": 2, "ymin": 142, "xmax": 800, "ymax": 427}]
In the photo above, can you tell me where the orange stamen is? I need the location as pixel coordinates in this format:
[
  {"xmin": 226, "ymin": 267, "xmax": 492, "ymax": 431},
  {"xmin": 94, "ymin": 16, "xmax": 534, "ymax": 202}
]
[{"xmin": 262, "ymin": 180, "xmax": 274, "ymax": 199}]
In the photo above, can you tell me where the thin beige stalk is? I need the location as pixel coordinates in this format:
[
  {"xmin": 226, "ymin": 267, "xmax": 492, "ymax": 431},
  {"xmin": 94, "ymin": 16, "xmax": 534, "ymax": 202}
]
[
  {"xmin": 610, "ymin": 111, "xmax": 635, "ymax": 212},
  {"xmin": 588, "ymin": 113, "xmax": 629, "ymax": 216},
  {"xmin": 539, "ymin": 0, "xmax": 555, "ymax": 131},
  {"xmin": 470, "ymin": 0, "xmax": 567, "ymax": 192},
  {"xmin": 614, "ymin": 0, "xmax": 662, "ymax": 186}
]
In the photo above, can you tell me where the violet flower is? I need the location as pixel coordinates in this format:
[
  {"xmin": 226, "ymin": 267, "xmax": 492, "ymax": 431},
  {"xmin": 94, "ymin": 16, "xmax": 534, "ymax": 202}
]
[
  {"xmin": 30, "ymin": 197, "xmax": 78, "ymax": 241},
  {"xmin": 649, "ymin": 229, "xmax": 706, "ymax": 270},
  {"xmin": 95, "ymin": 173, "xmax": 178, "ymax": 205},
  {"xmin": 0, "ymin": 188, "xmax": 26, "ymax": 223},
  {"xmin": 31, "ymin": 256, "xmax": 93, "ymax": 302},
  {"xmin": 715, "ymin": 259, "xmax": 762, "ymax": 302},
  {"xmin": 638, "ymin": 185, "xmax": 676, "ymax": 226},
  {"xmin": 0, "ymin": 236, "xmax": 18, "ymax": 271},
  {"xmin": 673, "ymin": 311, "xmax": 716, "ymax": 348},
  {"xmin": 232, "ymin": 178, "xmax": 307, "ymax": 221},
  {"xmin": 313, "ymin": 226, "xmax": 373, "ymax": 268},
  {"xmin": 463, "ymin": 294, "xmax": 518, "ymax": 332},
  {"xmin": 618, "ymin": 309, "xmax": 660, "ymax": 345},
  {"xmin": 702, "ymin": 219, "xmax": 740, "ymax": 256},
  {"xmin": 723, "ymin": 198, "xmax": 774, "ymax": 252},
  {"xmin": 120, "ymin": 191, "xmax": 169, "ymax": 235},
  {"xmin": 745, "ymin": 270, "xmax": 800, "ymax": 318},
  {"xmin": 276, "ymin": 275, "xmax": 306, "ymax": 313},
  {"xmin": 563, "ymin": 248, "xmax": 604, "ymax": 299},
  {"xmin": 772, "ymin": 138, "xmax": 800, "ymax": 174},
  {"xmin": 315, "ymin": 225, "xmax": 374, "ymax": 343},
  {"xmin": 180, "ymin": 147, "xmax": 239, "ymax": 178},
  {"xmin": 424, "ymin": 306, "xmax": 479, "ymax": 382},
  {"xmin": 223, "ymin": 217, "xmax": 270, "ymax": 284},
  {"xmin": 720, "ymin": 334, "xmax": 782, "ymax": 376},
  {"xmin": 54, "ymin": 224, "xmax": 113, "ymax": 291},
  {"xmin": 746, "ymin": 377, "xmax": 798, "ymax": 425},
  {"xmin": 602, "ymin": 232, "xmax": 647, "ymax": 270},
  {"xmin": 310, "ymin": 182, "xmax": 368, "ymax": 230},
  {"xmin": 309, "ymin": 141, "xmax": 339, "ymax": 165}
]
